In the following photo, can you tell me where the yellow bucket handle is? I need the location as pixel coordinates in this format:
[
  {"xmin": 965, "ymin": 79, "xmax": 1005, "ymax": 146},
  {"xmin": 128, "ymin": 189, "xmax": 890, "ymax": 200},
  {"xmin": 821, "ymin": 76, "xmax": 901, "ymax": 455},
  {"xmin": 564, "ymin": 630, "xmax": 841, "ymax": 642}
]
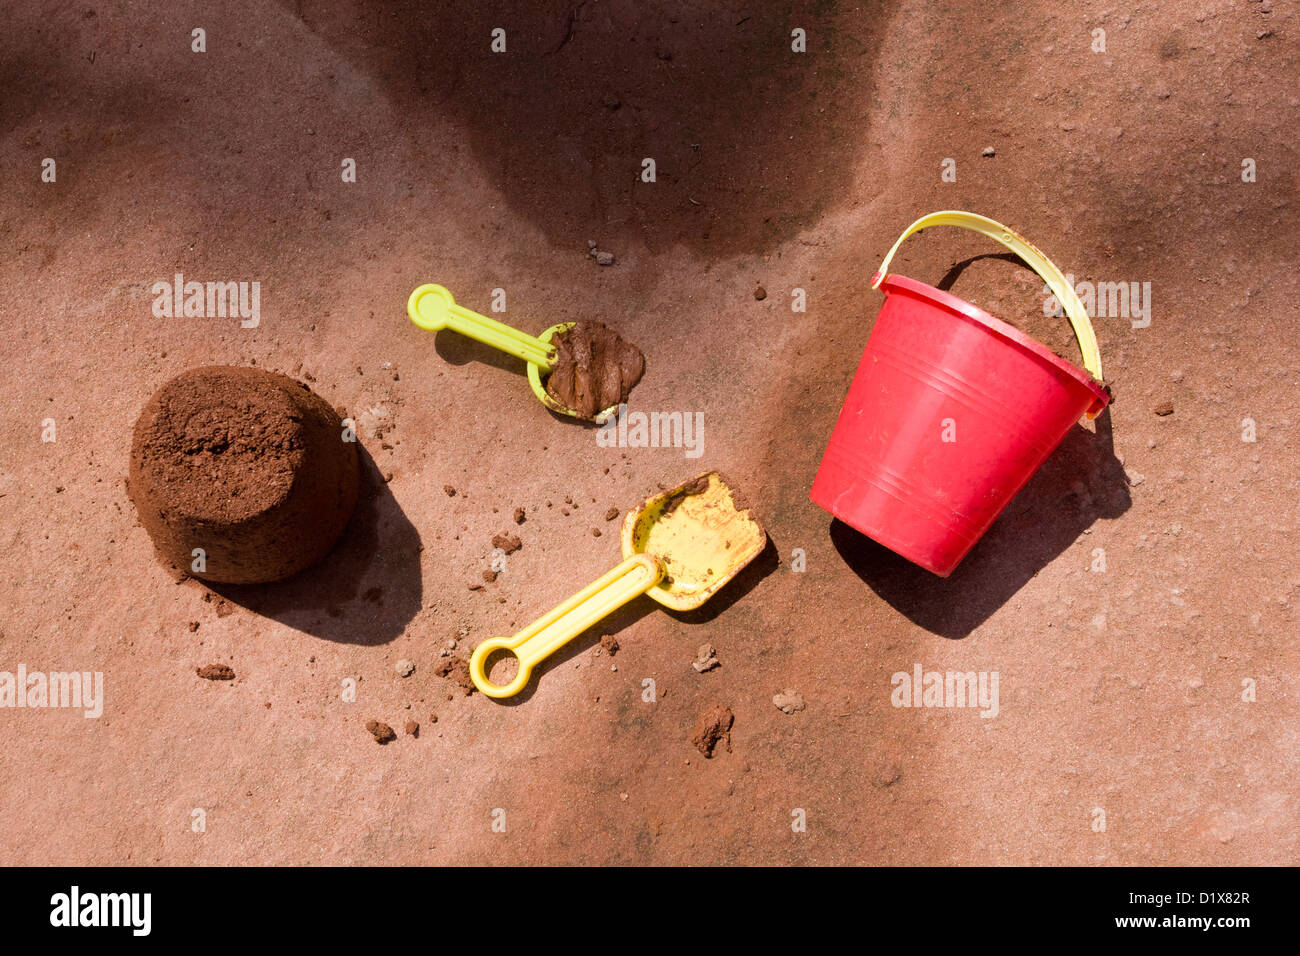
[{"xmin": 872, "ymin": 211, "xmax": 1104, "ymax": 388}]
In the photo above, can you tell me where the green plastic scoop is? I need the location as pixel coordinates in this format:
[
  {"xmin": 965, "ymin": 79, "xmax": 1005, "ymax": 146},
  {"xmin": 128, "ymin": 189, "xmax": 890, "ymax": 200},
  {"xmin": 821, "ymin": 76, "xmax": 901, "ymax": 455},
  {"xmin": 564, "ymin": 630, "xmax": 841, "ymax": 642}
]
[{"xmin": 406, "ymin": 283, "xmax": 617, "ymax": 422}]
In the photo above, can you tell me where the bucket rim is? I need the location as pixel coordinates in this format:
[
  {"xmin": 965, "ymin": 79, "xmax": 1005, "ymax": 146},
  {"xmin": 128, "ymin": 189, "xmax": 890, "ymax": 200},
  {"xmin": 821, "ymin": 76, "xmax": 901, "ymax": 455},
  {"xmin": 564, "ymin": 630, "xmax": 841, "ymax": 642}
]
[{"xmin": 880, "ymin": 273, "xmax": 1110, "ymax": 413}]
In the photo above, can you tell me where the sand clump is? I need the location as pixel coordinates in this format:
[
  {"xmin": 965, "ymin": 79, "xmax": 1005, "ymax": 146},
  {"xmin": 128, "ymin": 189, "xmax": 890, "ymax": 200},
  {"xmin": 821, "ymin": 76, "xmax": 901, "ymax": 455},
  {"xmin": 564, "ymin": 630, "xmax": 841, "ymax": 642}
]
[
  {"xmin": 691, "ymin": 705, "xmax": 734, "ymax": 758},
  {"xmin": 436, "ymin": 656, "xmax": 477, "ymax": 696},
  {"xmin": 544, "ymin": 321, "xmax": 645, "ymax": 419}
]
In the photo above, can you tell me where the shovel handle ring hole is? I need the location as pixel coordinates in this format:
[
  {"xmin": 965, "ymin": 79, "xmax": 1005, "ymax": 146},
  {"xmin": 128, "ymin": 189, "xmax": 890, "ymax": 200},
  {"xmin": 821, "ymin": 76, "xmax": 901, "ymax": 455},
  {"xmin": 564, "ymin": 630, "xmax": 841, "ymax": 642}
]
[{"xmin": 469, "ymin": 639, "xmax": 530, "ymax": 698}]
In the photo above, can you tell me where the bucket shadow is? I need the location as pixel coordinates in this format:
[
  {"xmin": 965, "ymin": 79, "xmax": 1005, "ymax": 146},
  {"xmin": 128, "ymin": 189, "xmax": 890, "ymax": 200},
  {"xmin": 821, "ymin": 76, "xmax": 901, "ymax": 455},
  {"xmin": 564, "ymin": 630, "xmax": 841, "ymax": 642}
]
[
  {"xmin": 831, "ymin": 411, "xmax": 1129, "ymax": 639},
  {"xmin": 487, "ymin": 534, "xmax": 779, "ymax": 704},
  {"xmin": 207, "ymin": 444, "xmax": 422, "ymax": 645}
]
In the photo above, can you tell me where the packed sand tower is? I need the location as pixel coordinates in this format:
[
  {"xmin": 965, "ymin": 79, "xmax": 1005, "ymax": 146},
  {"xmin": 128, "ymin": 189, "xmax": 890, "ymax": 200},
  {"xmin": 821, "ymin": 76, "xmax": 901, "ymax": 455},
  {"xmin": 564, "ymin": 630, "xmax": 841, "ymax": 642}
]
[{"xmin": 127, "ymin": 366, "xmax": 359, "ymax": 584}]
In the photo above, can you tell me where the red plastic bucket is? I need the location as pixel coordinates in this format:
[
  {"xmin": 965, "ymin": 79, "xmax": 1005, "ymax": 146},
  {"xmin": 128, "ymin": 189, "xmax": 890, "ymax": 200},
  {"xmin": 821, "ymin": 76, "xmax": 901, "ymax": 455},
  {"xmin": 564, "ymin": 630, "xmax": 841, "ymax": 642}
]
[{"xmin": 810, "ymin": 211, "xmax": 1111, "ymax": 577}]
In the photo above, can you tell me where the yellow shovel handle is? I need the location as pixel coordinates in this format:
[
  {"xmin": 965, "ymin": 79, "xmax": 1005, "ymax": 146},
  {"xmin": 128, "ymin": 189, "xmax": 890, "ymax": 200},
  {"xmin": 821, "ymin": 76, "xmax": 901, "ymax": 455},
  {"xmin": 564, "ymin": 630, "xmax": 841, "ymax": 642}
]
[
  {"xmin": 871, "ymin": 211, "xmax": 1104, "ymax": 386},
  {"xmin": 407, "ymin": 284, "xmax": 555, "ymax": 369},
  {"xmin": 469, "ymin": 553, "xmax": 665, "ymax": 698}
]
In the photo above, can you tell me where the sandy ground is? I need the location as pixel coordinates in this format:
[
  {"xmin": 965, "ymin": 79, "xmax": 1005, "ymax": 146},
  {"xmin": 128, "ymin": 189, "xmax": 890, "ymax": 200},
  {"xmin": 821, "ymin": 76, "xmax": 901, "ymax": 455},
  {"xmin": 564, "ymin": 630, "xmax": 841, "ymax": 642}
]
[{"xmin": 1, "ymin": 0, "xmax": 1297, "ymax": 865}]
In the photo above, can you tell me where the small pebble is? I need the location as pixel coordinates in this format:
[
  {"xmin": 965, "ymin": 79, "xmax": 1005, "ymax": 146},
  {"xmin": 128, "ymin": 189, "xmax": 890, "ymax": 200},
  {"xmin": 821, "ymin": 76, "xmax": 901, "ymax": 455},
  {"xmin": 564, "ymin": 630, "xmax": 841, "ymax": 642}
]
[
  {"xmin": 693, "ymin": 643, "xmax": 721, "ymax": 673},
  {"xmin": 773, "ymin": 689, "xmax": 806, "ymax": 714},
  {"xmin": 982, "ymin": 146, "xmax": 996, "ymax": 157},
  {"xmin": 492, "ymin": 533, "xmax": 522, "ymax": 554},
  {"xmin": 395, "ymin": 659, "xmax": 415, "ymax": 678}
]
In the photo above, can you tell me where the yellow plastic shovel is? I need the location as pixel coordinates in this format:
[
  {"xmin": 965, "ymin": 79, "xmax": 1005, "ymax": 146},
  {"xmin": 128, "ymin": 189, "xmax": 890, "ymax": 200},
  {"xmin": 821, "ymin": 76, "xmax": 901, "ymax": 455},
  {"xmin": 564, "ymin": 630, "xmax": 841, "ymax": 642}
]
[
  {"xmin": 469, "ymin": 472, "xmax": 766, "ymax": 698},
  {"xmin": 406, "ymin": 283, "xmax": 617, "ymax": 422}
]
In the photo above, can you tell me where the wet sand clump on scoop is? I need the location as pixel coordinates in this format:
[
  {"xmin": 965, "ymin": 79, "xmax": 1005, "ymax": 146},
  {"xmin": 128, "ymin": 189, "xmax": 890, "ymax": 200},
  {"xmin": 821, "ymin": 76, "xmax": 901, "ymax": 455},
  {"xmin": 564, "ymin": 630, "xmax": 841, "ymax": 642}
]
[{"xmin": 544, "ymin": 321, "xmax": 645, "ymax": 419}]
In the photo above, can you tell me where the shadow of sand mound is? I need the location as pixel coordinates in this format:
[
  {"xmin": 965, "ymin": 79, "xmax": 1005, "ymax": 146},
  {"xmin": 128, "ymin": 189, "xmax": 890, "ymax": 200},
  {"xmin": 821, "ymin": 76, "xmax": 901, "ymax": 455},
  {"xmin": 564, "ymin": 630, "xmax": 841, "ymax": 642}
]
[{"xmin": 209, "ymin": 444, "xmax": 422, "ymax": 645}]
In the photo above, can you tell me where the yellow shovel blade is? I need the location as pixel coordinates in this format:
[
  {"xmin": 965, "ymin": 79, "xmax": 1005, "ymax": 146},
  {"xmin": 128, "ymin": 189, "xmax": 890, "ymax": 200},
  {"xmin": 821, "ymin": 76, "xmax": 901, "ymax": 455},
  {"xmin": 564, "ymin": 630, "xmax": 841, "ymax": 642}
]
[{"xmin": 621, "ymin": 471, "xmax": 766, "ymax": 611}]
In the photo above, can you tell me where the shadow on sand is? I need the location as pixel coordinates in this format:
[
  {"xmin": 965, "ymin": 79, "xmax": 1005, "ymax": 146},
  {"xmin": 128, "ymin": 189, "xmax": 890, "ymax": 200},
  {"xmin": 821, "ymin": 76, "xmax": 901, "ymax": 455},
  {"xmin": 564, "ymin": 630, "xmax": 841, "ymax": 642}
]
[
  {"xmin": 209, "ymin": 444, "xmax": 422, "ymax": 645},
  {"xmin": 832, "ymin": 411, "xmax": 1129, "ymax": 639}
]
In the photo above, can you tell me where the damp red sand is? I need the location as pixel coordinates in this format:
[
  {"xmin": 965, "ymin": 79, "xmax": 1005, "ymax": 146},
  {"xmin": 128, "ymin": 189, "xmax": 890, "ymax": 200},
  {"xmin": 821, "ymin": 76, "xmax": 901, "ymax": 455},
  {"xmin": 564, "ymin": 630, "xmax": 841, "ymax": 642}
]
[{"xmin": 0, "ymin": 0, "xmax": 1296, "ymax": 866}]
